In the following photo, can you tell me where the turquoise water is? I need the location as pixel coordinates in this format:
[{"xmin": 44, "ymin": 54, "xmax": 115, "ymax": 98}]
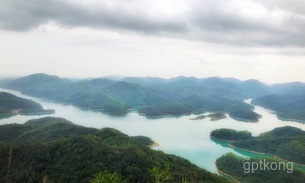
[{"xmin": 1, "ymin": 88, "xmax": 305, "ymax": 173}]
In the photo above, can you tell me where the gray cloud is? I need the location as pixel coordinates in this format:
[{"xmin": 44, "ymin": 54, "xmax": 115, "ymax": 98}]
[
  {"xmin": 186, "ymin": 0, "xmax": 305, "ymax": 46},
  {"xmin": 0, "ymin": 0, "xmax": 305, "ymax": 47},
  {"xmin": 0, "ymin": 0, "xmax": 186, "ymax": 33},
  {"xmin": 256, "ymin": 0, "xmax": 305, "ymax": 15}
]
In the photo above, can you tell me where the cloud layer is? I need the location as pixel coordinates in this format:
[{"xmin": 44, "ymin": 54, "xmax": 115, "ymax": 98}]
[{"xmin": 1, "ymin": 0, "xmax": 305, "ymax": 46}]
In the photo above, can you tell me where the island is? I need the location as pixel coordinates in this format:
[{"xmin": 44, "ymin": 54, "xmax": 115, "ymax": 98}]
[
  {"xmin": 190, "ymin": 115, "xmax": 206, "ymax": 120},
  {"xmin": 211, "ymin": 128, "xmax": 252, "ymax": 141},
  {"xmin": 191, "ymin": 113, "xmax": 227, "ymax": 121},
  {"xmin": 229, "ymin": 111, "xmax": 262, "ymax": 122},
  {"xmin": 207, "ymin": 112, "xmax": 227, "ymax": 121}
]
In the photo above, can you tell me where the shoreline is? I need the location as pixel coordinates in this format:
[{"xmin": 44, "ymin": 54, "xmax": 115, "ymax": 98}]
[
  {"xmin": 149, "ymin": 141, "xmax": 160, "ymax": 148},
  {"xmin": 273, "ymin": 155, "xmax": 305, "ymax": 167},
  {"xmin": 138, "ymin": 112, "xmax": 190, "ymax": 119},
  {"xmin": 228, "ymin": 144, "xmax": 266, "ymax": 155},
  {"xmin": 215, "ymin": 163, "xmax": 241, "ymax": 183},
  {"xmin": 0, "ymin": 113, "xmax": 17, "ymax": 116},
  {"xmin": 210, "ymin": 135, "xmax": 234, "ymax": 143},
  {"xmin": 277, "ymin": 115, "xmax": 305, "ymax": 123},
  {"xmin": 227, "ymin": 143, "xmax": 305, "ymax": 167}
]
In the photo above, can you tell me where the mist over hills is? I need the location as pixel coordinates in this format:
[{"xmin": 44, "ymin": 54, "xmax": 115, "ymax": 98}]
[{"xmin": 2, "ymin": 73, "xmax": 305, "ymax": 122}]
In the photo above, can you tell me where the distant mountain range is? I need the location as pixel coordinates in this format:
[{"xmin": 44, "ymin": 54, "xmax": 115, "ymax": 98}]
[{"xmin": 2, "ymin": 73, "xmax": 305, "ymax": 122}]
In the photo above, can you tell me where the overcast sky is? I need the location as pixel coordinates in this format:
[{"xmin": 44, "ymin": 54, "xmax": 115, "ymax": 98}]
[{"xmin": 1, "ymin": 0, "xmax": 305, "ymax": 83}]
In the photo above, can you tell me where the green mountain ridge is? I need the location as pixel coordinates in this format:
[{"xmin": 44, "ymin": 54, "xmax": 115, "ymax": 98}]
[
  {"xmin": 0, "ymin": 117, "xmax": 228, "ymax": 183},
  {"xmin": 2, "ymin": 73, "xmax": 305, "ymax": 122},
  {"xmin": 252, "ymin": 94, "xmax": 305, "ymax": 122}
]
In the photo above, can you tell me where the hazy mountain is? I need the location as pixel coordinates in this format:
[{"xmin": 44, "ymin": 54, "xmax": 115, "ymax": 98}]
[
  {"xmin": 4, "ymin": 73, "xmax": 71, "ymax": 91},
  {"xmin": 0, "ymin": 92, "xmax": 48, "ymax": 115},
  {"xmin": 252, "ymin": 94, "xmax": 305, "ymax": 121},
  {"xmin": 2, "ymin": 73, "xmax": 305, "ymax": 121},
  {"xmin": 270, "ymin": 82, "xmax": 305, "ymax": 95},
  {"xmin": 239, "ymin": 79, "xmax": 271, "ymax": 98},
  {"xmin": 103, "ymin": 81, "xmax": 167, "ymax": 106},
  {"xmin": 122, "ymin": 76, "xmax": 167, "ymax": 87}
]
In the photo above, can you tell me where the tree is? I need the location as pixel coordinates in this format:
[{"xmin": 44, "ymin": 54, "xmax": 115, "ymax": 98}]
[
  {"xmin": 90, "ymin": 171, "xmax": 128, "ymax": 183},
  {"xmin": 149, "ymin": 165, "xmax": 173, "ymax": 183}
]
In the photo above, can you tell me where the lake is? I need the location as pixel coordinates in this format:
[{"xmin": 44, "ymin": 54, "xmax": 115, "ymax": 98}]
[{"xmin": 1, "ymin": 88, "xmax": 305, "ymax": 173}]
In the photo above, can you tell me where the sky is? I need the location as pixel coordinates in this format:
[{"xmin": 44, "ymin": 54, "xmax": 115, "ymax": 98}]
[{"xmin": 1, "ymin": 0, "xmax": 305, "ymax": 83}]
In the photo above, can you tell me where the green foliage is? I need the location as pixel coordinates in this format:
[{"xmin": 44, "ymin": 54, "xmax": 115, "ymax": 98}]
[
  {"xmin": 276, "ymin": 140, "xmax": 305, "ymax": 165},
  {"xmin": 132, "ymin": 136, "xmax": 154, "ymax": 146},
  {"xmin": 0, "ymin": 123, "xmax": 30, "ymax": 142},
  {"xmin": 181, "ymin": 177, "xmax": 190, "ymax": 183},
  {"xmin": 216, "ymin": 153, "xmax": 305, "ymax": 183},
  {"xmin": 0, "ymin": 117, "xmax": 228, "ymax": 183},
  {"xmin": 216, "ymin": 126, "xmax": 305, "ymax": 165},
  {"xmin": 259, "ymin": 126, "xmax": 305, "ymax": 138},
  {"xmin": 90, "ymin": 171, "xmax": 128, "ymax": 183},
  {"xmin": 149, "ymin": 165, "xmax": 173, "ymax": 183},
  {"xmin": 0, "ymin": 92, "xmax": 45, "ymax": 114},
  {"xmin": 211, "ymin": 129, "xmax": 253, "ymax": 141}
]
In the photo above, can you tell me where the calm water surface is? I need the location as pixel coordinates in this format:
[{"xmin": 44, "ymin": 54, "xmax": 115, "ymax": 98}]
[{"xmin": 1, "ymin": 88, "xmax": 305, "ymax": 173}]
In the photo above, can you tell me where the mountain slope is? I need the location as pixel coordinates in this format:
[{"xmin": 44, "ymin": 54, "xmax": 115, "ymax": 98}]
[
  {"xmin": 251, "ymin": 94, "xmax": 305, "ymax": 121},
  {"xmin": 216, "ymin": 153, "xmax": 305, "ymax": 183},
  {"xmin": 5, "ymin": 73, "xmax": 305, "ymax": 121},
  {"xmin": 212, "ymin": 126, "xmax": 305, "ymax": 164},
  {"xmin": 0, "ymin": 117, "xmax": 228, "ymax": 183},
  {"xmin": 239, "ymin": 79, "xmax": 271, "ymax": 98},
  {"xmin": 0, "ymin": 92, "xmax": 51, "ymax": 115}
]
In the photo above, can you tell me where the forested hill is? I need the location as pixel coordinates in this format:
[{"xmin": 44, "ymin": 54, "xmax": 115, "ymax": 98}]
[
  {"xmin": 211, "ymin": 126, "xmax": 305, "ymax": 165},
  {"xmin": 252, "ymin": 94, "xmax": 305, "ymax": 122},
  {"xmin": 0, "ymin": 117, "xmax": 228, "ymax": 183},
  {"xmin": 216, "ymin": 153, "xmax": 305, "ymax": 183},
  {"xmin": 2, "ymin": 73, "xmax": 305, "ymax": 121},
  {"xmin": 0, "ymin": 92, "xmax": 52, "ymax": 115}
]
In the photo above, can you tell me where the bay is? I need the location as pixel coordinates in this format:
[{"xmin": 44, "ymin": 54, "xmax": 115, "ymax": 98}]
[{"xmin": 1, "ymin": 88, "xmax": 305, "ymax": 173}]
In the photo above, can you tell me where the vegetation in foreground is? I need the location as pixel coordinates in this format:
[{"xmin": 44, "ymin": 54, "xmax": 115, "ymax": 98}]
[{"xmin": 0, "ymin": 117, "xmax": 228, "ymax": 183}]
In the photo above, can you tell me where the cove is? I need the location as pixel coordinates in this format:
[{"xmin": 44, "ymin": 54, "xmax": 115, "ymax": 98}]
[{"xmin": 1, "ymin": 88, "xmax": 305, "ymax": 173}]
